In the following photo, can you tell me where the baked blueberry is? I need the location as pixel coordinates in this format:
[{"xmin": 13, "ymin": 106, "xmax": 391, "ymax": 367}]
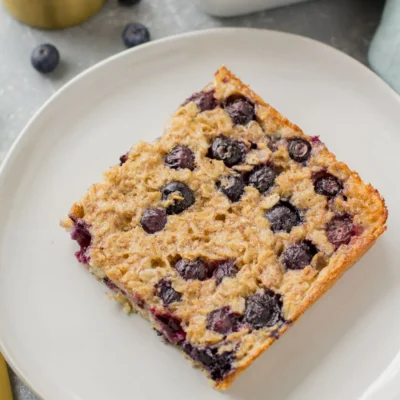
[
  {"xmin": 314, "ymin": 172, "xmax": 342, "ymax": 197},
  {"xmin": 243, "ymin": 289, "xmax": 283, "ymax": 329},
  {"xmin": 119, "ymin": 152, "xmax": 128, "ymax": 165},
  {"xmin": 224, "ymin": 95, "xmax": 255, "ymax": 125},
  {"xmin": 248, "ymin": 165, "xmax": 277, "ymax": 194},
  {"xmin": 212, "ymin": 260, "xmax": 238, "ymax": 285},
  {"xmin": 164, "ymin": 145, "xmax": 195, "ymax": 171},
  {"xmin": 327, "ymin": 215, "xmax": 353, "ymax": 247},
  {"xmin": 31, "ymin": 44, "xmax": 60, "ymax": 73},
  {"xmin": 122, "ymin": 23, "xmax": 150, "ymax": 48},
  {"xmin": 161, "ymin": 182, "xmax": 195, "ymax": 215},
  {"xmin": 70, "ymin": 219, "xmax": 91, "ymax": 263},
  {"xmin": 175, "ymin": 258, "xmax": 208, "ymax": 281},
  {"xmin": 282, "ymin": 241, "xmax": 318, "ymax": 270},
  {"xmin": 155, "ymin": 279, "xmax": 182, "ymax": 305},
  {"xmin": 288, "ymin": 138, "xmax": 312, "ymax": 162},
  {"xmin": 266, "ymin": 201, "xmax": 300, "ymax": 233},
  {"xmin": 152, "ymin": 311, "xmax": 186, "ymax": 343},
  {"xmin": 206, "ymin": 307, "xmax": 241, "ymax": 335},
  {"xmin": 181, "ymin": 343, "xmax": 234, "ymax": 381},
  {"xmin": 185, "ymin": 90, "xmax": 218, "ymax": 112},
  {"xmin": 267, "ymin": 136, "xmax": 281, "ymax": 152},
  {"xmin": 209, "ymin": 135, "xmax": 245, "ymax": 167},
  {"xmin": 217, "ymin": 175, "xmax": 245, "ymax": 202},
  {"xmin": 141, "ymin": 208, "xmax": 167, "ymax": 234},
  {"xmin": 103, "ymin": 277, "xmax": 117, "ymax": 291}
]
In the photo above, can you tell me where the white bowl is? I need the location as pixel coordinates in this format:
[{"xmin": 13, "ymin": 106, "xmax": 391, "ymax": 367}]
[{"xmin": 194, "ymin": 0, "xmax": 311, "ymax": 17}]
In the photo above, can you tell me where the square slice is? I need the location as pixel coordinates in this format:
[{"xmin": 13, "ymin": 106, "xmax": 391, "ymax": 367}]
[{"xmin": 62, "ymin": 66, "xmax": 387, "ymax": 389}]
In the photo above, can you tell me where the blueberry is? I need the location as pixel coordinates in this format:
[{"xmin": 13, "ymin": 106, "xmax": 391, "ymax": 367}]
[
  {"xmin": 141, "ymin": 208, "xmax": 167, "ymax": 234},
  {"xmin": 288, "ymin": 138, "xmax": 312, "ymax": 162},
  {"xmin": 248, "ymin": 165, "xmax": 277, "ymax": 194},
  {"xmin": 224, "ymin": 96, "xmax": 255, "ymax": 125},
  {"xmin": 161, "ymin": 181, "xmax": 195, "ymax": 215},
  {"xmin": 212, "ymin": 260, "xmax": 238, "ymax": 285},
  {"xmin": 164, "ymin": 145, "xmax": 195, "ymax": 171},
  {"xmin": 206, "ymin": 307, "xmax": 241, "ymax": 335},
  {"xmin": 119, "ymin": 152, "xmax": 129, "ymax": 165},
  {"xmin": 266, "ymin": 201, "xmax": 300, "ymax": 233},
  {"xmin": 122, "ymin": 23, "xmax": 150, "ymax": 48},
  {"xmin": 217, "ymin": 175, "xmax": 245, "ymax": 202},
  {"xmin": 155, "ymin": 279, "xmax": 182, "ymax": 305},
  {"xmin": 184, "ymin": 90, "xmax": 218, "ymax": 112},
  {"xmin": 209, "ymin": 135, "xmax": 245, "ymax": 167},
  {"xmin": 243, "ymin": 290, "xmax": 283, "ymax": 329},
  {"xmin": 267, "ymin": 136, "xmax": 281, "ymax": 152},
  {"xmin": 175, "ymin": 258, "xmax": 208, "ymax": 281},
  {"xmin": 70, "ymin": 218, "xmax": 91, "ymax": 264},
  {"xmin": 282, "ymin": 241, "xmax": 317, "ymax": 270},
  {"xmin": 314, "ymin": 172, "xmax": 342, "ymax": 197},
  {"xmin": 326, "ymin": 215, "xmax": 353, "ymax": 247},
  {"xmin": 152, "ymin": 312, "xmax": 186, "ymax": 343},
  {"xmin": 181, "ymin": 343, "xmax": 234, "ymax": 381},
  {"xmin": 119, "ymin": 0, "xmax": 140, "ymax": 5},
  {"xmin": 31, "ymin": 44, "xmax": 60, "ymax": 74},
  {"xmin": 103, "ymin": 277, "xmax": 118, "ymax": 291}
]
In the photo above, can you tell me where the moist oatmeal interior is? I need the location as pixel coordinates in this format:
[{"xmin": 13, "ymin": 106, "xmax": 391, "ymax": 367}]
[{"xmin": 62, "ymin": 66, "xmax": 387, "ymax": 389}]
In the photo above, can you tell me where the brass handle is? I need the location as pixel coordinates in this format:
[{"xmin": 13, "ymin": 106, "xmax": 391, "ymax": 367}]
[
  {"xmin": 0, "ymin": 353, "xmax": 13, "ymax": 400},
  {"xmin": 2, "ymin": 0, "xmax": 106, "ymax": 29}
]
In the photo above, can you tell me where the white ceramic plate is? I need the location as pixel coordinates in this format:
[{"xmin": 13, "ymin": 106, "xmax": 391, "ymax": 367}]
[{"xmin": 0, "ymin": 28, "xmax": 399, "ymax": 400}]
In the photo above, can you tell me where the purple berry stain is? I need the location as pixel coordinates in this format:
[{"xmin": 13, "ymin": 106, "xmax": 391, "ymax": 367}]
[
  {"xmin": 206, "ymin": 307, "xmax": 241, "ymax": 335},
  {"xmin": 180, "ymin": 342, "xmax": 235, "ymax": 381},
  {"xmin": 151, "ymin": 310, "xmax": 186, "ymax": 343},
  {"xmin": 70, "ymin": 218, "xmax": 92, "ymax": 264}
]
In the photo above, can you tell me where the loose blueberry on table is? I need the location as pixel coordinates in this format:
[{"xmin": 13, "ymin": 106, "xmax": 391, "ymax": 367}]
[
  {"xmin": 31, "ymin": 43, "xmax": 60, "ymax": 73},
  {"xmin": 119, "ymin": 0, "xmax": 141, "ymax": 5},
  {"xmin": 122, "ymin": 23, "xmax": 150, "ymax": 48}
]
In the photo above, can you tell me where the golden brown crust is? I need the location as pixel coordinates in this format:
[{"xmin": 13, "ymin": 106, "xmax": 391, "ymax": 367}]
[{"xmin": 62, "ymin": 66, "xmax": 387, "ymax": 389}]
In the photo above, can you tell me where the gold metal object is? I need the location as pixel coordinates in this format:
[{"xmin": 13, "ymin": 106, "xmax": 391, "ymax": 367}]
[
  {"xmin": 0, "ymin": 353, "xmax": 13, "ymax": 400},
  {"xmin": 2, "ymin": 0, "xmax": 106, "ymax": 29}
]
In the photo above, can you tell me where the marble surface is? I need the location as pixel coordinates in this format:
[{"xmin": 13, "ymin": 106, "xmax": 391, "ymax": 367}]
[{"xmin": 0, "ymin": 0, "xmax": 385, "ymax": 398}]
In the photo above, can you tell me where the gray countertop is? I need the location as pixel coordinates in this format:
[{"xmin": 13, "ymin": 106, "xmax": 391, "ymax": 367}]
[{"xmin": 0, "ymin": 0, "xmax": 385, "ymax": 398}]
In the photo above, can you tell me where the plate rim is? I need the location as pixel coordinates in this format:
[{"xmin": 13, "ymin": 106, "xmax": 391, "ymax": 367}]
[{"xmin": 0, "ymin": 27, "xmax": 399, "ymax": 400}]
